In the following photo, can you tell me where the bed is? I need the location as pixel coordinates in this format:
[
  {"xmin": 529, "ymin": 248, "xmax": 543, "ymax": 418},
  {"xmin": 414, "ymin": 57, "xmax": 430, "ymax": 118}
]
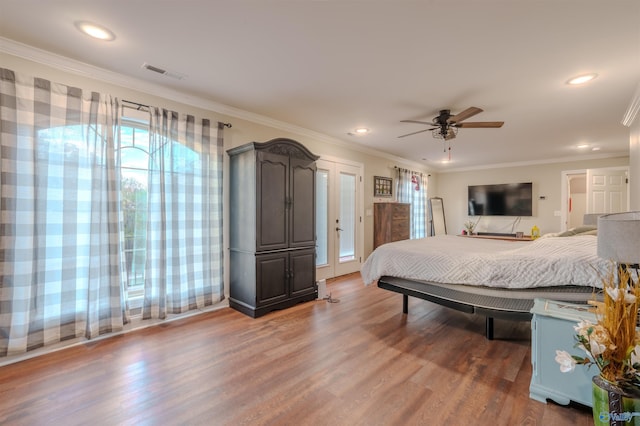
[{"xmin": 361, "ymin": 231, "xmax": 606, "ymax": 339}]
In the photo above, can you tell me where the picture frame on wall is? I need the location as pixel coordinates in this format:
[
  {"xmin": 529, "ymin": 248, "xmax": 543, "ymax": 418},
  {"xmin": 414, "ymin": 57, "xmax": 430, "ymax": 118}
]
[{"xmin": 374, "ymin": 176, "xmax": 393, "ymax": 197}]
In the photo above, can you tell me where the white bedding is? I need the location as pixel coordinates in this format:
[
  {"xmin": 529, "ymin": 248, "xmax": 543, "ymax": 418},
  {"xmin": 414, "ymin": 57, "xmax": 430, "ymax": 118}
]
[{"xmin": 361, "ymin": 235, "xmax": 609, "ymax": 289}]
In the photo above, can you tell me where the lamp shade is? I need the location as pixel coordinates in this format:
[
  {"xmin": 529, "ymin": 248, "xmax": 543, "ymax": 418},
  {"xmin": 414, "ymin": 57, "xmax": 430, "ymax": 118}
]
[{"xmin": 597, "ymin": 211, "xmax": 640, "ymax": 264}]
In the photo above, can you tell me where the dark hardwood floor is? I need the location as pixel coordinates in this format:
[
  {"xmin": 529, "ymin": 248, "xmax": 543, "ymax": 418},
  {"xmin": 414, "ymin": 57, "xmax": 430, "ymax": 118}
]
[{"xmin": 0, "ymin": 273, "xmax": 592, "ymax": 425}]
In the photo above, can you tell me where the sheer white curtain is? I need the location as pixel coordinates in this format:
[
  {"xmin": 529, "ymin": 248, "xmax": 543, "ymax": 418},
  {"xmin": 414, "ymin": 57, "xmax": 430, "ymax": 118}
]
[
  {"xmin": 143, "ymin": 108, "xmax": 224, "ymax": 319},
  {"xmin": 395, "ymin": 168, "xmax": 429, "ymax": 239},
  {"xmin": 0, "ymin": 68, "xmax": 126, "ymax": 356}
]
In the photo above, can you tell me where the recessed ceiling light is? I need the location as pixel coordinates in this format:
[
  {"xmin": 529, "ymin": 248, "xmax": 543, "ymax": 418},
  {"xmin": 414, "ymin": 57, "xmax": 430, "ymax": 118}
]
[
  {"xmin": 592, "ymin": 147, "xmax": 601, "ymax": 151},
  {"xmin": 75, "ymin": 21, "xmax": 116, "ymax": 41},
  {"xmin": 567, "ymin": 73, "xmax": 597, "ymax": 85},
  {"xmin": 576, "ymin": 143, "xmax": 590, "ymax": 149},
  {"xmin": 354, "ymin": 128, "xmax": 370, "ymax": 135}
]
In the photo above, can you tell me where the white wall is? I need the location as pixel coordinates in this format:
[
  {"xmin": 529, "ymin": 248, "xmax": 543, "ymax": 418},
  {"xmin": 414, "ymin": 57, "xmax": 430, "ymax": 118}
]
[
  {"xmin": 567, "ymin": 175, "xmax": 586, "ymax": 228},
  {"xmin": 631, "ymin": 118, "xmax": 640, "ymax": 210},
  {"xmin": 0, "ymin": 51, "xmax": 432, "ymax": 282},
  {"xmin": 433, "ymin": 157, "xmax": 629, "ymax": 237},
  {"xmin": 2, "ymin": 49, "xmax": 635, "ymax": 273},
  {"xmin": 629, "ymin": 101, "xmax": 640, "ymax": 210}
]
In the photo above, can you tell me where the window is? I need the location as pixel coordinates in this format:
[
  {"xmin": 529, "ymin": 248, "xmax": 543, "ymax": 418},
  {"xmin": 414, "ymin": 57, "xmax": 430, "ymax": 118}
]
[
  {"xmin": 38, "ymin": 114, "xmax": 152, "ymax": 311},
  {"xmin": 118, "ymin": 109, "xmax": 209, "ymax": 317},
  {"xmin": 338, "ymin": 171, "xmax": 356, "ymax": 261},
  {"xmin": 316, "ymin": 169, "xmax": 329, "ymax": 266},
  {"xmin": 395, "ymin": 169, "xmax": 429, "ymax": 238},
  {"xmin": 119, "ymin": 118, "xmax": 150, "ymax": 313},
  {"xmin": 0, "ymin": 70, "xmax": 225, "ymax": 356}
]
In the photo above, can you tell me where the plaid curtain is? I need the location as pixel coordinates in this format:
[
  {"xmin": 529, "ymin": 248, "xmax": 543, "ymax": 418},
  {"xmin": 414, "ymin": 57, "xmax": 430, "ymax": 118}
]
[
  {"xmin": 0, "ymin": 68, "xmax": 126, "ymax": 356},
  {"xmin": 143, "ymin": 108, "xmax": 224, "ymax": 319},
  {"xmin": 395, "ymin": 168, "xmax": 429, "ymax": 239}
]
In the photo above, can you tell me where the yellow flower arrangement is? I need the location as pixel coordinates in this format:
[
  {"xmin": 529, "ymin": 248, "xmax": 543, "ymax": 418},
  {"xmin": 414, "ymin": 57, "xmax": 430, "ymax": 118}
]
[{"xmin": 555, "ymin": 266, "xmax": 640, "ymax": 389}]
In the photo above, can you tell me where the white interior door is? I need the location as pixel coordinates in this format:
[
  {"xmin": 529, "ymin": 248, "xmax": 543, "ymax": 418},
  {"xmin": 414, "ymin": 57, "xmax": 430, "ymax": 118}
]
[
  {"xmin": 586, "ymin": 167, "xmax": 629, "ymax": 214},
  {"xmin": 316, "ymin": 159, "xmax": 363, "ymax": 280}
]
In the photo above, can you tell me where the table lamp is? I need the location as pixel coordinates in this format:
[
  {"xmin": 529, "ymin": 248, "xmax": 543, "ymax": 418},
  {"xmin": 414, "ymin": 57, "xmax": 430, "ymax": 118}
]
[{"xmin": 597, "ymin": 211, "xmax": 640, "ymax": 267}]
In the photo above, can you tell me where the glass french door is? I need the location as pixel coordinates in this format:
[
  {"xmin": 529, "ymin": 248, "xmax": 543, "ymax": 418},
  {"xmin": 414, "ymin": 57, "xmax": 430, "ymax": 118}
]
[{"xmin": 316, "ymin": 159, "xmax": 362, "ymax": 280}]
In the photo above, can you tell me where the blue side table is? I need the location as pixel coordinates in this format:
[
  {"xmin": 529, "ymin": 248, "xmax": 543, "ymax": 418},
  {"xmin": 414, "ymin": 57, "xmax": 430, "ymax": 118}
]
[{"xmin": 529, "ymin": 298, "xmax": 596, "ymax": 406}]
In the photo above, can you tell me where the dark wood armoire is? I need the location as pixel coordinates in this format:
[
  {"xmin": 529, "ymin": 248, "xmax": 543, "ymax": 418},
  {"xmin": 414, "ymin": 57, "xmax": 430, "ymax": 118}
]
[{"xmin": 227, "ymin": 138, "xmax": 319, "ymax": 318}]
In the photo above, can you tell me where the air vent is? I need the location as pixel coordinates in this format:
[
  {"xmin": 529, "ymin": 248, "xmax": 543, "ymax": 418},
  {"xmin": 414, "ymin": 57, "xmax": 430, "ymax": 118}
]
[
  {"xmin": 143, "ymin": 63, "xmax": 166, "ymax": 74},
  {"xmin": 141, "ymin": 62, "xmax": 187, "ymax": 80}
]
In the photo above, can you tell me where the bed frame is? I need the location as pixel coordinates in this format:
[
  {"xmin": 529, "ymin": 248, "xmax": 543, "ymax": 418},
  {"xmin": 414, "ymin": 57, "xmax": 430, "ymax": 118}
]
[{"xmin": 377, "ymin": 275, "xmax": 597, "ymax": 340}]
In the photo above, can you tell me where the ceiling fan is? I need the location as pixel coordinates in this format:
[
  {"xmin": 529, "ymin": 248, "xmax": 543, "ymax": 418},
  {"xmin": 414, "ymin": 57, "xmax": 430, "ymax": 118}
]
[{"xmin": 398, "ymin": 107, "xmax": 504, "ymax": 141}]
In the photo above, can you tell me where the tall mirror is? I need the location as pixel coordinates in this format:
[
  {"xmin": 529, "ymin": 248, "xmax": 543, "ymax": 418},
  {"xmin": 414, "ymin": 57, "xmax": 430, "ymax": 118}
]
[{"xmin": 429, "ymin": 197, "xmax": 447, "ymax": 235}]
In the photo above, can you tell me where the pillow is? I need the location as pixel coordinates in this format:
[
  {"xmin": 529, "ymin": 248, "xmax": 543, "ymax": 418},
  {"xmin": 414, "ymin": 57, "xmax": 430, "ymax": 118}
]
[
  {"xmin": 572, "ymin": 225, "xmax": 598, "ymax": 233},
  {"xmin": 555, "ymin": 225, "xmax": 597, "ymax": 237},
  {"xmin": 539, "ymin": 232, "xmax": 560, "ymax": 239}
]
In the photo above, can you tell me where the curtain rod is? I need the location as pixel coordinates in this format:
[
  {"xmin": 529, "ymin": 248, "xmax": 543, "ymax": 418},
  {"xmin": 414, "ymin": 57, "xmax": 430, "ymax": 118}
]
[
  {"xmin": 122, "ymin": 99, "xmax": 150, "ymax": 111},
  {"xmin": 393, "ymin": 166, "xmax": 431, "ymax": 177},
  {"xmin": 122, "ymin": 99, "xmax": 232, "ymax": 128}
]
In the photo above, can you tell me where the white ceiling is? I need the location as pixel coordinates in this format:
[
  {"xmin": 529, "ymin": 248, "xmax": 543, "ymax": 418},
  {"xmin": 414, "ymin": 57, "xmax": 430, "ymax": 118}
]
[{"xmin": 1, "ymin": 1, "xmax": 639, "ymax": 170}]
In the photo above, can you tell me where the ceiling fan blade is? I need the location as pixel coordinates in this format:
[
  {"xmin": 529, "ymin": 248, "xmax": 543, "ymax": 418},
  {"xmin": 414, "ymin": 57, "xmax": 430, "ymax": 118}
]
[
  {"xmin": 448, "ymin": 107, "xmax": 483, "ymax": 123},
  {"xmin": 400, "ymin": 119, "xmax": 435, "ymax": 125},
  {"xmin": 397, "ymin": 128, "xmax": 432, "ymax": 138},
  {"xmin": 455, "ymin": 121, "xmax": 504, "ymax": 128}
]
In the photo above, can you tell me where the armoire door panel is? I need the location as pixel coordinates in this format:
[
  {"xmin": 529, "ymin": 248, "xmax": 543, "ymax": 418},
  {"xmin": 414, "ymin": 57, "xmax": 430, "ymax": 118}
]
[
  {"xmin": 256, "ymin": 253, "xmax": 288, "ymax": 305},
  {"xmin": 290, "ymin": 158, "xmax": 317, "ymax": 248},
  {"xmin": 290, "ymin": 248, "xmax": 316, "ymax": 296},
  {"xmin": 257, "ymin": 152, "xmax": 289, "ymax": 251}
]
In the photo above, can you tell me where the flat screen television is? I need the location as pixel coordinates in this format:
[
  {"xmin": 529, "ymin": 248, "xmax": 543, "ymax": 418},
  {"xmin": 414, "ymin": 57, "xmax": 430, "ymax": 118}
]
[{"xmin": 468, "ymin": 182, "xmax": 533, "ymax": 216}]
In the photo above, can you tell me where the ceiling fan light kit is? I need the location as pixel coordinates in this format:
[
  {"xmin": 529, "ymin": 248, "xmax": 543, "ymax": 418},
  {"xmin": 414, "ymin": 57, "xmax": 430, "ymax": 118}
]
[
  {"xmin": 432, "ymin": 126, "xmax": 457, "ymax": 140},
  {"xmin": 398, "ymin": 107, "xmax": 504, "ymax": 160}
]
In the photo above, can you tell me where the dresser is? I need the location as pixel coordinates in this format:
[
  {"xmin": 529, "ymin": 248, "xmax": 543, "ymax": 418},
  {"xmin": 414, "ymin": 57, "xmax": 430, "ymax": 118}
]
[
  {"xmin": 227, "ymin": 138, "xmax": 319, "ymax": 318},
  {"xmin": 373, "ymin": 203, "xmax": 410, "ymax": 249}
]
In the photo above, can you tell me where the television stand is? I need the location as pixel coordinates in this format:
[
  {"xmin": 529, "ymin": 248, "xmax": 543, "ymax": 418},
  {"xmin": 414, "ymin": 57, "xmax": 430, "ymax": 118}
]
[
  {"xmin": 476, "ymin": 232, "xmax": 517, "ymax": 237},
  {"xmin": 460, "ymin": 233, "xmax": 533, "ymax": 242}
]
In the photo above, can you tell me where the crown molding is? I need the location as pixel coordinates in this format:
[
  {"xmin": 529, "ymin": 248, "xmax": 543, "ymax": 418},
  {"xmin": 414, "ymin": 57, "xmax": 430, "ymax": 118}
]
[
  {"xmin": 438, "ymin": 152, "xmax": 629, "ymax": 174},
  {"xmin": 0, "ymin": 37, "xmax": 431, "ymax": 172},
  {"xmin": 0, "ymin": 38, "xmax": 325, "ymax": 137},
  {"xmin": 1, "ymin": 37, "xmax": 629, "ymax": 175},
  {"xmin": 622, "ymin": 81, "xmax": 640, "ymax": 127}
]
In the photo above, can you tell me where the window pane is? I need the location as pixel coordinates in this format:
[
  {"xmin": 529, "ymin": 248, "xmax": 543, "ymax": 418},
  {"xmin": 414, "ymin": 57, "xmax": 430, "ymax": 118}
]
[
  {"xmin": 339, "ymin": 172, "xmax": 355, "ymax": 261},
  {"xmin": 121, "ymin": 168, "xmax": 148, "ymax": 288},
  {"xmin": 120, "ymin": 123, "xmax": 150, "ymax": 291},
  {"xmin": 316, "ymin": 169, "xmax": 329, "ymax": 266},
  {"xmin": 121, "ymin": 147, "xmax": 149, "ymax": 170}
]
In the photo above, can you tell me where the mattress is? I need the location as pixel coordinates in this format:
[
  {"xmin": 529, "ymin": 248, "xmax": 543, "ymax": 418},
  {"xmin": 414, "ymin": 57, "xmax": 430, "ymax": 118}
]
[{"xmin": 361, "ymin": 235, "xmax": 609, "ymax": 290}]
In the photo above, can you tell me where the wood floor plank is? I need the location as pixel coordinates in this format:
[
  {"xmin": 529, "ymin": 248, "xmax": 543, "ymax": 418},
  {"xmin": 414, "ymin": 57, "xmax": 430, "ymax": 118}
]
[{"xmin": 0, "ymin": 272, "xmax": 593, "ymax": 425}]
